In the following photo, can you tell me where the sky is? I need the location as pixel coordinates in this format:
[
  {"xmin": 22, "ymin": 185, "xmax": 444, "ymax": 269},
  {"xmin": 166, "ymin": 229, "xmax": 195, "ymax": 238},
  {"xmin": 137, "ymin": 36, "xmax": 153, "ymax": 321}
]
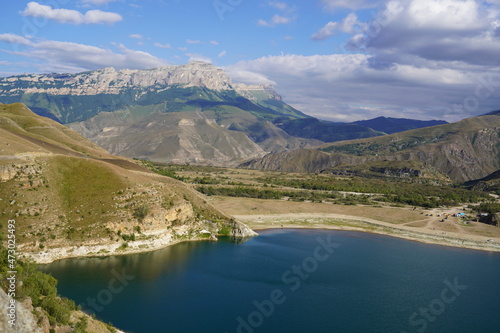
[{"xmin": 0, "ymin": 0, "xmax": 499, "ymax": 122}]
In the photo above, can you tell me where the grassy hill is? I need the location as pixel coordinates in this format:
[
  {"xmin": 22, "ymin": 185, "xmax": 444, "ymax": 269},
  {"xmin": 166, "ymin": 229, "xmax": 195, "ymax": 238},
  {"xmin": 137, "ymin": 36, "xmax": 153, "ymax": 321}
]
[
  {"xmin": 241, "ymin": 111, "xmax": 500, "ymax": 183},
  {"xmin": 0, "ymin": 103, "xmax": 254, "ymax": 256}
]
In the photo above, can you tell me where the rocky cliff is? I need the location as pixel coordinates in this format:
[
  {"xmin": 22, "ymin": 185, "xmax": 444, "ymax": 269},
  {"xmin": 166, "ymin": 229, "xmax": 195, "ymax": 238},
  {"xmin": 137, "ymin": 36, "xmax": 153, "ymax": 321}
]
[{"xmin": 0, "ymin": 61, "xmax": 233, "ymax": 96}]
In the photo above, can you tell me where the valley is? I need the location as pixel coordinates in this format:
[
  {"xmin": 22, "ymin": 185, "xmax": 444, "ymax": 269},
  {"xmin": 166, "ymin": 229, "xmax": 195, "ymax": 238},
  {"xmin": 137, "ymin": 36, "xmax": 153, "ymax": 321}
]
[
  {"xmin": 0, "ymin": 64, "xmax": 499, "ymax": 333},
  {"xmin": 140, "ymin": 162, "xmax": 500, "ymax": 252}
]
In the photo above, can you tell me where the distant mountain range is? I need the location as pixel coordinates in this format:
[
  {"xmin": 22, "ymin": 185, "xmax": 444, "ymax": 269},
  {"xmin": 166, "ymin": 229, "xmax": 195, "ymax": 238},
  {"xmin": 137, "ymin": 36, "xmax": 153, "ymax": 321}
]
[
  {"xmin": 0, "ymin": 62, "xmax": 447, "ymax": 166},
  {"xmin": 242, "ymin": 111, "xmax": 500, "ymax": 183},
  {"xmin": 352, "ymin": 117, "xmax": 448, "ymax": 134}
]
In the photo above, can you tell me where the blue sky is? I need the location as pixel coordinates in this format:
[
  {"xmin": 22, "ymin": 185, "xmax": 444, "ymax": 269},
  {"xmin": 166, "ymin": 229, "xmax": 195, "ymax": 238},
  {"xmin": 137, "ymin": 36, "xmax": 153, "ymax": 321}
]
[{"xmin": 1, "ymin": 0, "xmax": 500, "ymax": 122}]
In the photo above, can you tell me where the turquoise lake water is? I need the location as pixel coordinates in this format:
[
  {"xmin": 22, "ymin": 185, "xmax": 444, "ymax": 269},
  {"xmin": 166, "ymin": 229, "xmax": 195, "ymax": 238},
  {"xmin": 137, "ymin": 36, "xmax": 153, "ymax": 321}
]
[{"xmin": 41, "ymin": 229, "xmax": 500, "ymax": 332}]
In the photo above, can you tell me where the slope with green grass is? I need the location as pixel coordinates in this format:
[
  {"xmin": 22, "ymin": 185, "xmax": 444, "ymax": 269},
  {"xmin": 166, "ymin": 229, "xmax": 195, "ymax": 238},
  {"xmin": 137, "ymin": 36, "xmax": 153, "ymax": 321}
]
[{"xmin": 0, "ymin": 103, "xmax": 255, "ymax": 263}]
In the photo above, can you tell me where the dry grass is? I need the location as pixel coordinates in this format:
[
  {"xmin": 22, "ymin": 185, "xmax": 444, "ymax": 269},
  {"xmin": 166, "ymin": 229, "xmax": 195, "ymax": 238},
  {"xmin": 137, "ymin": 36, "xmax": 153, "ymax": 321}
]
[{"xmin": 209, "ymin": 196, "xmax": 423, "ymax": 224}]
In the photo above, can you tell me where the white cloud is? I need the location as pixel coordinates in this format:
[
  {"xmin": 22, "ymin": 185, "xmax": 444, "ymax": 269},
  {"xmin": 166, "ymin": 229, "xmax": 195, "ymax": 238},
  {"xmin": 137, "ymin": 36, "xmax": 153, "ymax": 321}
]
[
  {"xmin": 406, "ymin": 0, "xmax": 483, "ymax": 30},
  {"xmin": 226, "ymin": 68, "xmax": 277, "ymax": 86},
  {"xmin": 312, "ymin": 14, "xmax": 362, "ymax": 40},
  {"xmin": 320, "ymin": 0, "xmax": 380, "ymax": 11},
  {"xmin": 352, "ymin": 0, "xmax": 500, "ymax": 66},
  {"xmin": 186, "ymin": 53, "xmax": 212, "ymax": 63},
  {"xmin": 1, "ymin": 34, "xmax": 167, "ymax": 72},
  {"xmin": 312, "ymin": 22, "xmax": 339, "ymax": 40},
  {"xmin": 22, "ymin": 1, "xmax": 122, "ymax": 25},
  {"xmin": 258, "ymin": 14, "xmax": 291, "ymax": 27},
  {"xmin": 0, "ymin": 33, "xmax": 34, "ymax": 46},
  {"xmin": 129, "ymin": 34, "xmax": 143, "ymax": 39},
  {"xmin": 218, "ymin": 50, "xmax": 227, "ymax": 57},
  {"xmin": 210, "ymin": 40, "xmax": 219, "ymax": 45},
  {"xmin": 154, "ymin": 42, "xmax": 172, "ymax": 49},
  {"xmin": 228, "ymin": 54, "xmax": 500, "ymax": 122},
  {"xmin": 186, "ymin": 39, "xmax": 202, "ymax": 44}
]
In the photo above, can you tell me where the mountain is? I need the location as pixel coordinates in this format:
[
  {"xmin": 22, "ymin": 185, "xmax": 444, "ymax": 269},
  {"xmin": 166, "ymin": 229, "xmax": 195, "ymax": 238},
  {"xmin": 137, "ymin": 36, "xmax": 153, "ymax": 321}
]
[
  {"xmin": 275, "ymin": 117, "xmax": 385, "ymax": 142},
  {"xmin": 0, "ymin": 62, "xmax": 380, "ymax": 165},
  {"xmin": 352, "ymin": 116, "xmax": 448, "ymax": 134},
  {"xmin": 241, "ymin": 111, "xmax": 500, "ymax": 183},
  {"xmin": 0, "ymin": 103, "xmax": 255, "ymax": 262},
  {"xmin": 463, "ymin": 169, "xmax": 500, "ymax": 193}
]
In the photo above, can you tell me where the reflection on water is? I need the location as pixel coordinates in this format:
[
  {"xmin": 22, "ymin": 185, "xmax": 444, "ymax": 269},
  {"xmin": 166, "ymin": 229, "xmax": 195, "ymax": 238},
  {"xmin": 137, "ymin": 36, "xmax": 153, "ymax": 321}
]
[
  {"xmin": 41, "ymin": 239, "xmax": 231, "ymax": 281},
  {"xmin": 40, "ymin": 229, "xmax": 500, "ymax": 333}
]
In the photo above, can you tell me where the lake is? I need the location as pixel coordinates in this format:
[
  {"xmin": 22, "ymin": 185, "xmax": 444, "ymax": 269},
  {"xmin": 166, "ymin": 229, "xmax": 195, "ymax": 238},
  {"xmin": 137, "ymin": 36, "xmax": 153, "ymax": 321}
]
[{"xmin": 40, "ymin": 229, "xmax": 500, "ymax": 333}]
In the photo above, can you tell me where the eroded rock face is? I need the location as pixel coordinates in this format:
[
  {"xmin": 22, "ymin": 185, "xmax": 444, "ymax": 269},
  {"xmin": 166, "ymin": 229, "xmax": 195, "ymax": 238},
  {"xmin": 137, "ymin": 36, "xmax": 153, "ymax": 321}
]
[
  {"xmin": 0, "ymin": 164, "xmax": 41, "ymax": 182},
  {"xmin": 0, "ymin": 62, "xmax": 234, "ymax": 96},
  {"xmin": 233, "ymin": 83, "xmax": 283, "ymax": 101},
  {"xmin": 0, "ymin": 289, "xmax": 43, "ymax": 333}
]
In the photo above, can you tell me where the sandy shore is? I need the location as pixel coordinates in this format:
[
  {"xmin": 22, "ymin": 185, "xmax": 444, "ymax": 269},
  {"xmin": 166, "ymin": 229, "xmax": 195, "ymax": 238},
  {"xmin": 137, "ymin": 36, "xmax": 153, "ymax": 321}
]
[{"xmin": 235, "ymin": 213, "xmax": 500, "ymax": 252}]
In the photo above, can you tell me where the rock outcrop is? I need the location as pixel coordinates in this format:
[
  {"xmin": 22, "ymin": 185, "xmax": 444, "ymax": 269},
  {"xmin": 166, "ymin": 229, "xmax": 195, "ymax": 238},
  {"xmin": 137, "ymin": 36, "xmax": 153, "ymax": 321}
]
[{"xmin": 0, "ymin": 289, "xmax": 43, "ymax": 333}]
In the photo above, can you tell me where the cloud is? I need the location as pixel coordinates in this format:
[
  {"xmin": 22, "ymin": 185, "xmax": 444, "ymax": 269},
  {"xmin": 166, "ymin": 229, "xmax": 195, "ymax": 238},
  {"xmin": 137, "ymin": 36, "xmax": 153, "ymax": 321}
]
[
  {"xmin": 21, "ymin": 1, "xmax": 122, "ymax": 25},
  {"xmin": 228, "ymin": 54, "xmax": 500, "ymax": 122},
  {"xmin": 186, "ymin": 39, "xmax": 202, "ymax": 44},
  {"xmin": 258, "ymin": 1, "xmax": 296, "ymax": 27},
  {"xmin": 0, "ymin": 33, "xmax": 34, "ymax": 46},
  {"xmin": 2, "ymin": 34, "xmax": 167, "ymax": 72},
  {"xmin": 258, "ymin": 14, "xmax": 292, "ymax": 27},
  {"xmin": 312, "ymin": 14, "xmax": 361, "ymax": 40},
  {"xmin": 320, "ymin": 0, "xmax": 380, "ymax": 11},
  {"xmin": 226, "ymin": 68, "xmax": 277, "ymax": 86},
  {"xmin": 352, "ymin": 0, "xmax": 500, "ymax": 66},
  {"xmin": 269, "ymin": 1, "xmax": 289, "ymax": 10},
  {"xmin": 210, "ymin": 40, "xmax": 219, "ymax": 45},
  {"xmin": 186, "ymin": 53, "xmax": 212, "ymax": 63},
  {"xmin": 129, "ymin": 34, "xmax": 143, "ymax": 39},
  {"xmin": 154, "ymin": 42, "xmax": 172, "ymax": 49},
  {"xmin": 311, "ymin": 22, "xmax": 339, "ymax": 40},
  {"xmin": 218, "ymin": 50, "xmax": 227, "ymax": 57}
]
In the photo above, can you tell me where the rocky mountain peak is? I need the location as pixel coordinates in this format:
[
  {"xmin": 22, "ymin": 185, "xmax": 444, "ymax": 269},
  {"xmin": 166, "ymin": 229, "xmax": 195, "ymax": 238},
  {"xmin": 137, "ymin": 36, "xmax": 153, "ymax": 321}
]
[
  {"xmin": 233, "ymin": 83, "xmax": 282, "ymax": 101},
  {"xmin": 0, "ymin": 61, "xmax": 234, "ymax": 96}
]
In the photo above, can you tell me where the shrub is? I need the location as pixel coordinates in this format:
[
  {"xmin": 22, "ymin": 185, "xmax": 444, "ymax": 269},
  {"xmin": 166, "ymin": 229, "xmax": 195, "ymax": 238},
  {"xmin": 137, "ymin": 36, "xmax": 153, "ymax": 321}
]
[{"xmin": 133, "ymin": 205, "xmax": 149, "ymax": 222}]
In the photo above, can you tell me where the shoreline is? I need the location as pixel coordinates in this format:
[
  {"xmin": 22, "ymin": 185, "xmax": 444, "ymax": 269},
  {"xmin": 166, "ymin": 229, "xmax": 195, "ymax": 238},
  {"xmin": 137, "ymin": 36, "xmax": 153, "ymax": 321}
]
[
  {"xmin": 23, "ymin": 213, "xmax": 500, "ymax": 264},
  {"xmin": 24, "ymin": 229, "xmax": 216, "ymax": 264},
  {"xmin": 234, "ymin": 213, "xmax": 500, "ymax": 253}
]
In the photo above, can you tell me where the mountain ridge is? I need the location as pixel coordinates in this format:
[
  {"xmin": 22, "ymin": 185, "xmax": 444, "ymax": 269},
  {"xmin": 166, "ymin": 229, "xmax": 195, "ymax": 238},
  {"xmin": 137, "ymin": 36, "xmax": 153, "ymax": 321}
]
[{"xmin": 241, "ymin": 111, "xmax": 500, "ymax": 183}]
